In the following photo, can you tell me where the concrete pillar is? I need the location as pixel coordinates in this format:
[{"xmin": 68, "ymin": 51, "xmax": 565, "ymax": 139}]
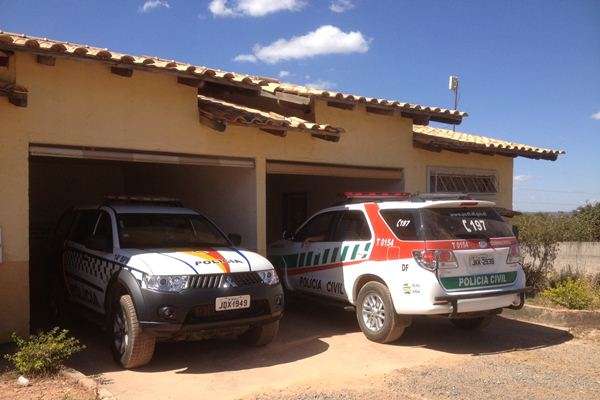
[
  {"xmin": 0, "ymin": 103, "xmax": 30, "ymax": 341},
  {"xmin": 255, "ymin": 157, "xmax": 267, "ymax": 256}
]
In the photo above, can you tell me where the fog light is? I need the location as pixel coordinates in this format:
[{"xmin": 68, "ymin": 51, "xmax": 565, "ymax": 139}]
[{"xmin": 158, "ymin": 306, "xmax": 177, "ymax": 320}]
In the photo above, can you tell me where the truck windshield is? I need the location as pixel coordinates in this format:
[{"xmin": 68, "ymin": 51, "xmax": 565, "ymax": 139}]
[
  {"xmin": 117, "ymin": 213, "xmax": 229, "ymax": 249},
  {"xmin": 381, "ymin": 207, "xmax": 513, "ymax": 241}
]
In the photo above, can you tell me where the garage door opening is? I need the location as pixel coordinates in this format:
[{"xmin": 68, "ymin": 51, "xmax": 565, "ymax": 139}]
[
  {"xmin": 29, "ymin": 149, "xmax": 256, "ymax": 330},
  {"xmin": 266, "ymin": 161, "xmax": 404, "ymax": 246}
]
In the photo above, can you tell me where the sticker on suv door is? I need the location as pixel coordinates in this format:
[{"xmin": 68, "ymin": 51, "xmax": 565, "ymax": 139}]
[{"xmin": 441, "ymin": 271, "xmax": 517, "ymax": 290}]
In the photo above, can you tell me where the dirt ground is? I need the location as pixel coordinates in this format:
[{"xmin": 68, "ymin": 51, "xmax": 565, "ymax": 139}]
[
  {"xmin": 59, "ymin": 300, "xmax": 600, "ymax": 400},
  {"xmin": 0, "ymin": 370, "xmax": 95, "ymax": 400}
]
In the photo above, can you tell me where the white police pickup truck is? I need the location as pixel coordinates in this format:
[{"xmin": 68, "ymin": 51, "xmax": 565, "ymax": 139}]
[
  {"xmin": 268, "ymin": 193, "xmax": 527, "ymax": 344},
  {"xmin": 52, "ymin": 197, "xmax": 283, "ymax": 368}
]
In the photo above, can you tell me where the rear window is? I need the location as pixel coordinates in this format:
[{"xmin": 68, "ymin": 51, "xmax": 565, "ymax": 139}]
[
  {"xmin": 421, "ymin": 208, "xmax": 513, "ymax": 240},
  {"xmin": 381, "ymin": 207, "xmax": 513, "ymax": 241}
]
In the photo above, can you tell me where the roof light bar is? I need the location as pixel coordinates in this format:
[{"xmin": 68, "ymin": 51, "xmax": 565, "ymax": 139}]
[
  {"xmin": 103, "ymin": 195, "xmax": 183, "ymax": 207},
  {"xmin": 343, "ymin": 192, "xmax": 412, "ymax": 200}
]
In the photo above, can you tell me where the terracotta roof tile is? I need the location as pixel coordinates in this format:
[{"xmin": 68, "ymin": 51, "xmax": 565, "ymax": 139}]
[
  {"xmin": 0, "ymin": 31, "xmax": 466, "ymax": 124},
  {"xmin": 197, "ymin": 95, "xmax": 342, "ymax": 141},
  {"xmin": 261, "ymin": 82, "xmax": 466, "ymax": 122},
  {"xmin": 413, "ymin": 125, "xmax": 565, "ymax": 160}
]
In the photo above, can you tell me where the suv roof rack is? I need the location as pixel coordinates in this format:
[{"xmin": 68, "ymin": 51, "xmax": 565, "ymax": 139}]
[{"xmin": 103, "ymin": 195, "xmax": 184, "ymax": 207}]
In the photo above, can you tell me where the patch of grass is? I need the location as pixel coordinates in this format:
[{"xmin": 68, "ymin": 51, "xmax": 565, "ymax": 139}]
[
  {"xmin": 542, "ymin": 278, "xmax": 600, "ymax": 310},
  {"xmin": 4, "ymin": 328, "xmax": 85, "ymax": 376}
]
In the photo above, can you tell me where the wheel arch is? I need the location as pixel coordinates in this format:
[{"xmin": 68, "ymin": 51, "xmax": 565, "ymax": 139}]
[
  {"xmin": 352, "ymin": 274, "xmax": 388, "ymax": 303},
  {"xmin": 105, "ymin": 269, "xmax": 145, "ymax": 321}
]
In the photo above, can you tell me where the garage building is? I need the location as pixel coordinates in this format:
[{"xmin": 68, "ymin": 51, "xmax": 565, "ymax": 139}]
[{"xmin": 0, "ymin": 31, "xmax": 563, "ymax": 340}]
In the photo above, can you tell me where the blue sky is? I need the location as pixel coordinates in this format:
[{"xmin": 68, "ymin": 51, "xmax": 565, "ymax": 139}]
[{"xmin": 1, "ymin": 0, "xmax": 599, "ymax": 212}]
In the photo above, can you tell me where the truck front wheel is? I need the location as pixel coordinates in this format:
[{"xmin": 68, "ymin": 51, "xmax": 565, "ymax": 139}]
[
  {"xmin": 110, "ymin": 294, "xmax": 156, "ymax": 369},
  {"xmin": 356, "ymin": 282, "xmax": 410, "ymax": 343}
]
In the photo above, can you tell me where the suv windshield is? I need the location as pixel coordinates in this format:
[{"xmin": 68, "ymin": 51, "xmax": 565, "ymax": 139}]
[
  {"xmin": 117, "ymin": 213, "xmax": 229, "ymax": 249},
  {"xmin": 381, "ymin": 207, "xmax": 513, "ymax": 241}
]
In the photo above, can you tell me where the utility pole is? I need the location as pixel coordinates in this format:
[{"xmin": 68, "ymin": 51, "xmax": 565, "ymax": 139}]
[{"xmin": 448, "ymin": 75, "xmax": 459, "ymax": 132}]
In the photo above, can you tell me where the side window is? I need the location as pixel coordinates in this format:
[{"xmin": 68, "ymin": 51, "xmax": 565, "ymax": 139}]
[
  {"xmin": 380, "ymin": 210, "xmax": 420, "ymax": 240},
  {"xmin": 94, "ymin": 212, "xmax": 113, "ymax": 239},
  {"xmin": 332, "ymin": 211, "xmax": 371, "ymax": 241},
  {"xmin": 89, "ymin": 212, "xmax": 113, "ymax": 252},
  {"xmin": 294, "ymin": 212, "xmax": 338, "ymax": 243},
  {"xmin": 69, "ymin": 210, "xmax": 100, "ymax": 245}
]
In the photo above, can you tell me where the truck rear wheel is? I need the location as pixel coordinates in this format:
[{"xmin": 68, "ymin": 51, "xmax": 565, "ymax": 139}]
[
  {"xmin": 239, "ymin": 321, "xmax": 279, "ymax": 346},
  {"xmin": 111, "ymin": 294, "xmax": 156, "ymax": 369},
  {"xmin": 450, "ymin": 315, "xmax": 495, "ymax": 330},
  {"xmin": 356, "ymin": 282, "xmax": 410, "ymax": 343}
]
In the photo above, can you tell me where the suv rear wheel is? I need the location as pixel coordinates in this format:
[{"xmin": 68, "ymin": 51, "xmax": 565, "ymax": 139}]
[
  {"xmin": 110, "ymin": 294, "xmax": 156, "ymax": 369},
  {"xmin": 450, "ymin": 315, "xmax": 495, "ymax": 330},
  {"xmin": 356, "ymin": 282, "xmax": 410, "ymax": 343}
]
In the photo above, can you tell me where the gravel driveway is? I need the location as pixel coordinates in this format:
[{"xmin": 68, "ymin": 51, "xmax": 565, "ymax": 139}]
[
  {"xmin": 65, "ymin": 301, "xmax": 597, "ymax": 400},
  {"xmin": 252, "ymin": 336, "xmax": 600, "ymax": 400}
]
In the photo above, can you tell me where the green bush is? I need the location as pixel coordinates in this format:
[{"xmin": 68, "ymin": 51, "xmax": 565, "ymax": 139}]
[
  {"xmin": 568, "ymin": 202, "xmax": 600, "ymax": 241},
  {"xmin": 542, "ymin": 278, "xmax": 599, "ymax": 310},
  {"xmin": 513, "ymin": 213, "xmax": 566, "ymax": 291},
  {"xmin": 4, "ymin": 327, "xmax": 85, "ymax": 376}
]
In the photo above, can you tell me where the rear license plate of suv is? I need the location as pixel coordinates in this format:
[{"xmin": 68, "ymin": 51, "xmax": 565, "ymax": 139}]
[
  {"xmin": 470, "ymin": 254, "xmax": 495, "ymax": 267},
  {"xmin": 215, "ymin": 295, "xmax": 250, "ymax": 312}
]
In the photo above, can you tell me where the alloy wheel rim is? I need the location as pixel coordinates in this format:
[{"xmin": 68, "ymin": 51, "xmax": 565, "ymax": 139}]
[
  {"xmin": 362, "ymin": 293, "xmax": 385, "ymax": 332},
  {"xmin": 113, "ymin": 310, "xmax": 128, "ymax": 355}
]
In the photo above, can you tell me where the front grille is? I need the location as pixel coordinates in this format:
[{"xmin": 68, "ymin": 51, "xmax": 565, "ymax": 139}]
[
  {"xmin": 186, "ymin": 299, "xmax": 271, "ymax": 324},
  {"xmin": 189, "ymin": 272, "xmax": 262, "ymax": 289}
]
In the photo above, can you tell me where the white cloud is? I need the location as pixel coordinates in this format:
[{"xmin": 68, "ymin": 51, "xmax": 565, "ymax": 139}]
[
  {"xmin": 233, "ymin": 54, "xmax": 258, "ymax": 63},
  {"xmin": 591, "ymin": 110, "xmax": 600, "ymax": 120},
  {"xmin": 330, "ymin": 0, "xmax": 355, "ymax": 13},
  {"xmin": 235, "ymin": 25, "xmax": 369, "ymax": 64},
  {"xmin": 209, "ymin": 0, "xmax": 305, "ymax": 18},
  {"xmin": 514, "ymin": 175, "xmax": 533, "ymax": 183},
  {"xmin": 278, "ymin": 70, "xmax": 291, "ymax": 78},
  {"xmin": 139, "ymin": 0, "xmax": 170, "ymax": 13},
  {"xmin": 305, "ymin": 79, "xmax": 337, "ymax": 90}
]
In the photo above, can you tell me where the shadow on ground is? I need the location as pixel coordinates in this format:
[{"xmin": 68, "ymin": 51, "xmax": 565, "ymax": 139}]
[{"xmin": 66, "ymin": 299, "xmax": 573, "ymax": 376}]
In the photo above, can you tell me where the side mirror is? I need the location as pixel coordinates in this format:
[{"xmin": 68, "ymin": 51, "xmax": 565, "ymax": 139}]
[
  {"xmin": 512, "ymin": 225, "xmax": 520, "ymax": 239},
  {"xmin": 228, "ymin": 233, "xmax": 242, "ymax": 247},
  {"xmin": 282, "ymin": 230, "xmax": 295, "ymax": 241},
  {"xmin": 86, "ymin": 236, "xmax": 112, "ymax": 253}
]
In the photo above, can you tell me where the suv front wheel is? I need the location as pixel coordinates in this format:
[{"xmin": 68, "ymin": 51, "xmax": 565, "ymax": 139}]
[
  {"xmin": 110, "ymin": 294, "xmax": 156, "ymax": 369},
  {"xmin": 356, "ymin": 282, "xmax": 410, "ymax": 343}
]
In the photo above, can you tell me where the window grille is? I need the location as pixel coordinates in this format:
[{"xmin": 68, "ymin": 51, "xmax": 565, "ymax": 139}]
[{"xmin": 429, "ymin": 172, "xmax": 498, "ymax": 194}]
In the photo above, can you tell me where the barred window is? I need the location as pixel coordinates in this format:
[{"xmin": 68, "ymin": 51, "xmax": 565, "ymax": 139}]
[{"xmin": 429, "ymin": 170, "xmax": 498, "ymax": 194}]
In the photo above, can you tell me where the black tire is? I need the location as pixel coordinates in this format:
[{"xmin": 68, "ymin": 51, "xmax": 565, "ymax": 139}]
[
  {"xmin": 239, "ymin": 321, "xmax": 279, "ymax": 346},
  {"xmin": 450, "ymin": 315, "xmax": 495, "ymax": 330},
  {"xmin": 356, "ymin": 282, "xmax": 410, "ymax": 343},
  {"xmin": 110, "ymin": 294, "xmax": 156, "ymax": 369}
]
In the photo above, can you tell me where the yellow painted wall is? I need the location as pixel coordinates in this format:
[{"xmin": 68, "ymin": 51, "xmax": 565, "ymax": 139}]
[{"xmin": 0, "ymin": 51, "xmax": 513, "ymax": 340}]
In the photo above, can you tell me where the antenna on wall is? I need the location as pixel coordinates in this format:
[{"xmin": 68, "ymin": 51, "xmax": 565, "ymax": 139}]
[{"xmin": 448, "ymin": 75, "xmax": 460, "ymax": 132}]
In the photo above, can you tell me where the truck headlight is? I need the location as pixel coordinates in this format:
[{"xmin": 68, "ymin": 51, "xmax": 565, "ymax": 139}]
[
  {"xmin": 258, "ymin": 270, "xmax": 279, "ymax": 286},
  {"xmin": 143, "ymin": 275, "xmax": 189, "ymax": 292}
]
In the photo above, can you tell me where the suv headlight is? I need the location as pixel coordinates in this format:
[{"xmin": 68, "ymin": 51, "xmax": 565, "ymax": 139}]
[
  {"xmin": 143, "ymin": 275, "xmax": 190, "ymax": 292},
  {"xmin": 257, "ymin": 269, "xmax": 279, "ymax": 286}
]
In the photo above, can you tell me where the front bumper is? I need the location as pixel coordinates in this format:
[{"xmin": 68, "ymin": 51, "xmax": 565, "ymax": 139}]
[{"xmin": 136, "ymin": 283, "xmax": 284, "ymax": 340}]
